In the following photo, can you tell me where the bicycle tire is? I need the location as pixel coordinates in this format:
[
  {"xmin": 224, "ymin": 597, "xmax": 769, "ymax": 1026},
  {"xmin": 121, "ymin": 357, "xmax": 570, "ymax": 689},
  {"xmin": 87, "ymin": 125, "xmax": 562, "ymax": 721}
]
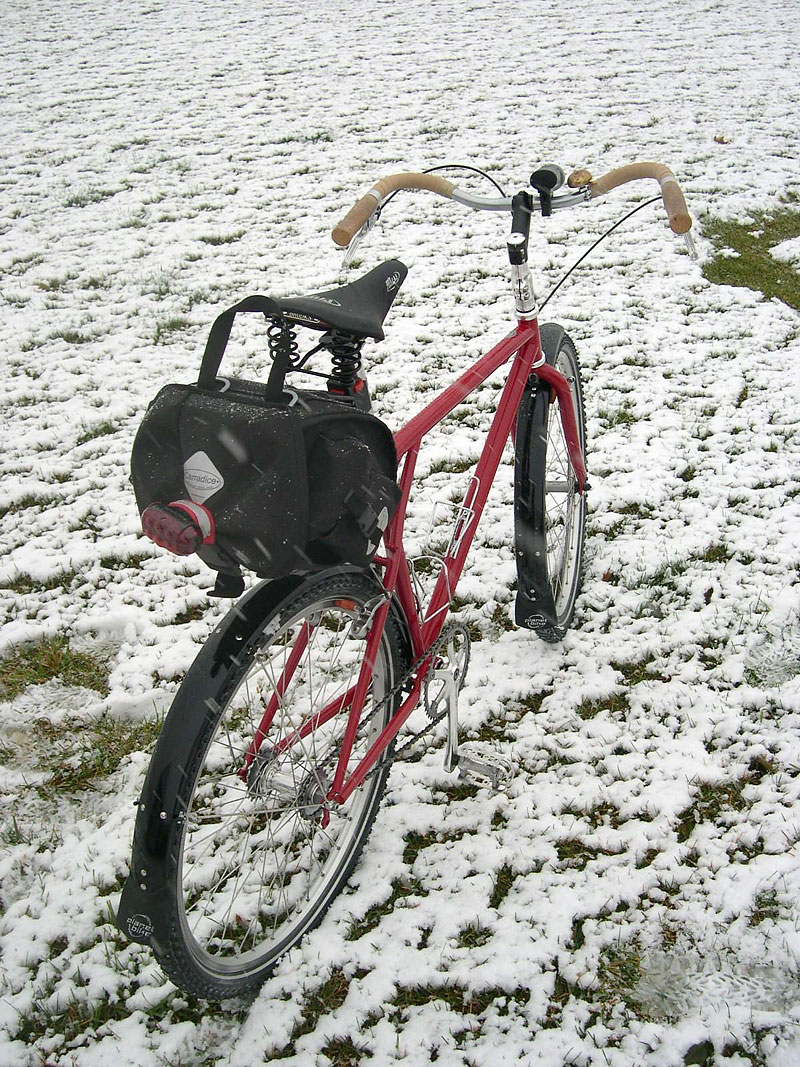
[
  {"xmin": 152, "ymin": 572, "xmax": 406, "ymax": 999},
  {"xmin": 515, "ymin": 332, "xmax": 587, "ymax": 642}
]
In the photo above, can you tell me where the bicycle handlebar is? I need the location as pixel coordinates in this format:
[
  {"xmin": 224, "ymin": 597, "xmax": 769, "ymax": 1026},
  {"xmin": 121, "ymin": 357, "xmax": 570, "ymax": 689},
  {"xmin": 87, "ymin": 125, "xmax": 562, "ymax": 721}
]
[
  {"xmin": 332, "ymin": 173, "xmax": 457, "ymax": 247},
  {"xmin": 571, "ymin": 162, "xmax": 692, "ymax": 235},
  {"xmin": 331, "ymin": 161, "xmax": 692, "ymax": 246}
]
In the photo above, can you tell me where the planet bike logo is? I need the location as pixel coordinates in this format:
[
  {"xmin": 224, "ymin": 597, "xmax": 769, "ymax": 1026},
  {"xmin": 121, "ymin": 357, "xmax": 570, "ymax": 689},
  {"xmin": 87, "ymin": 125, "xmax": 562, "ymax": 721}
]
[
  {"xmin": 126, "ymin": 913, "xmax": 154, "ymax": 940},
  {"xmin": 184, "ymin": 451, "xmax": 224, "ymax": 504},
  {"xmin": 385, "ymin": 272, "xmax": 401, "ymax": 291}
]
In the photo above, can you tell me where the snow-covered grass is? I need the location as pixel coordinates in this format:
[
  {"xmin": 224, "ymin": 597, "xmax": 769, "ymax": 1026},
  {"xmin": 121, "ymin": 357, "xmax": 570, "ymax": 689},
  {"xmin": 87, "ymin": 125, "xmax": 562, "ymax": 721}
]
[{"xmin": 2, "ymin": 1, "xmax": 800, "ymax": 1064}]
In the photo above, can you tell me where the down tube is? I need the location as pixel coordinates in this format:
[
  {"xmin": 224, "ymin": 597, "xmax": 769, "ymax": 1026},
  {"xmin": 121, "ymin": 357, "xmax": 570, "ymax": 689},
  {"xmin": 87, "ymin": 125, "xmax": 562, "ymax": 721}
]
[{"xmin": 420, "ymin": 327, "xmax": 543, "ymax": 648}]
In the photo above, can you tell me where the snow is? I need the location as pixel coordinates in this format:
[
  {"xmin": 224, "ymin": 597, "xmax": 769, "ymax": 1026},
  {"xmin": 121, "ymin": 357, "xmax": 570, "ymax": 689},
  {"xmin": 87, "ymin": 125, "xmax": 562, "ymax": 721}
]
[
  {"xmin": 1, "ymin": 0, "xmax": 800, "ymax": 1064},
  {"xmin": 771, "ymin": 237, "xmax": 800, "ymax": 267}
]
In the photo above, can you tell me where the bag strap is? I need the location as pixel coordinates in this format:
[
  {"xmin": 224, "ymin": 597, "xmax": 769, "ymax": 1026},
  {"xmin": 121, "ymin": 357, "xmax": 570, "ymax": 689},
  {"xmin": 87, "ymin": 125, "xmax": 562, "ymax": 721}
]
[{"xmin": 197, "ymin": 295, "xmax": 289, "ymax": 400}]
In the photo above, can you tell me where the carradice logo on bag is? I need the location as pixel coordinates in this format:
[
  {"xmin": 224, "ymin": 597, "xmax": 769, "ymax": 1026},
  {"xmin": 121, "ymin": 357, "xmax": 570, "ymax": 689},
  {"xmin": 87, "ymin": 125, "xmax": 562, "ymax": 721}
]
[{"xmin": 183, "ymin": 451, "xmax": 225, "ymax": 503}]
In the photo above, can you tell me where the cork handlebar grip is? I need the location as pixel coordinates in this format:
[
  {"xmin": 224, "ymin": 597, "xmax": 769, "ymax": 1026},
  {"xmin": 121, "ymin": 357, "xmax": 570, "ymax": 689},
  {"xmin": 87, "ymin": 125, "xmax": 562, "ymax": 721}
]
[
  {"xmin": 332, "ymin": 172, "xmax": 457, "ymax": 246},
  {"xmin": 587, "ymin": 162, "xmax": 692, "ymax": 234}
]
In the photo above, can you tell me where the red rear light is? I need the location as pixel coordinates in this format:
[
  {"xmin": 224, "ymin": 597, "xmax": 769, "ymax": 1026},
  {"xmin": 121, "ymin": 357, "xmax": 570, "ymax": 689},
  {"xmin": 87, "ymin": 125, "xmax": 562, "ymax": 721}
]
[{"xmin": 142, "ymin": 503, "xmax": 205, "ymax": 555}]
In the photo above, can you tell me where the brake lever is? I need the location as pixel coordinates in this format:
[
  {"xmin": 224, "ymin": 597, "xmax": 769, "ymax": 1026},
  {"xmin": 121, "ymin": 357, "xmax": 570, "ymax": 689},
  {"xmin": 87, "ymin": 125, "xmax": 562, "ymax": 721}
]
[{"xmin": 342, "ymin": 211, "xmax": 379, "ymax": 268}]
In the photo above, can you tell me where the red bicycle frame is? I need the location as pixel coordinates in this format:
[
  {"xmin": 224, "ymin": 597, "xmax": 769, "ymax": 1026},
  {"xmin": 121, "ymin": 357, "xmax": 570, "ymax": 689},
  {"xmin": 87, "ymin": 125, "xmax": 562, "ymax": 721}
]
[
  {"xmin": 239, "ymin": 313, "xmax": 586, "ymax": 801},
  {"xmin": 237, "ymin": 296, "xmax": 588, "ymax": 802}
]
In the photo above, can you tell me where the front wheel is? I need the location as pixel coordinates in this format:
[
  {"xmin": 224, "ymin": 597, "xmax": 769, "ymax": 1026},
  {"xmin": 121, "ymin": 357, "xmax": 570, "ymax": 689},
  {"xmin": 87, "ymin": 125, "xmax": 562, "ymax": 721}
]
[
  {"xmin": 514, "ymin": 331, "xmax": 587, "ymax": 642},
  {"xmin": 154, "ymin": 572, "xmax": 407, "ymax": 999}
]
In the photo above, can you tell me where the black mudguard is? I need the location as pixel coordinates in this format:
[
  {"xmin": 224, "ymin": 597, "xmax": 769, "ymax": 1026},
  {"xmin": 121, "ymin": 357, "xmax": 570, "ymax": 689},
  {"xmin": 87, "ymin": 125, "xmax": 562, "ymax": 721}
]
[
  {"xmin": 117, "ymin": 566, "xmax": 406, "ymax": 950},
  {"xmin": 514, "ymin": 323, "xmax": 565, "ymax": 630}
]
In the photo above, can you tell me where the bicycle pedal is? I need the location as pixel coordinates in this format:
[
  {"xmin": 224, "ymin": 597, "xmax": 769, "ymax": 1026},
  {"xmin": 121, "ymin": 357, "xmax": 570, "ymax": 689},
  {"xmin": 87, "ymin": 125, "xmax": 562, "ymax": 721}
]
[{"xmin": 453, "ymin": 742, "xmax": 514, "ymax": 791}]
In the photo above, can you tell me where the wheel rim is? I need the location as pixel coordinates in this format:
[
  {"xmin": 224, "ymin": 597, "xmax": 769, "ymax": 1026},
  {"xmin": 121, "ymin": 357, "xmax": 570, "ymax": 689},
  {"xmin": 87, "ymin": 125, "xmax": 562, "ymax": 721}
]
[
  {"xmin": 176, "ymin": 593, "xmax": 392, "ymax": 977},
  {"xmin": 544, "ymin": 350, "xmax": 585, "ymax": 623}
]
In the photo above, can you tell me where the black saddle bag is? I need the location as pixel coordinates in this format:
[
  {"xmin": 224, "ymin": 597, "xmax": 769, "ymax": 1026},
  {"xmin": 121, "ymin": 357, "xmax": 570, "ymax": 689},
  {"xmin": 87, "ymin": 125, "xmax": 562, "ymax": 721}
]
[{"xmin": 131, "ymin": 295, "xmax": 400, "ymax": 593}]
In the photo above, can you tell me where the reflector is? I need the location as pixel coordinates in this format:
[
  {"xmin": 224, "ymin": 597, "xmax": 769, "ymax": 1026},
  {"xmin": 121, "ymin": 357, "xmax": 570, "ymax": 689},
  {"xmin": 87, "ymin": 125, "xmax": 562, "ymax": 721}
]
[{"xmin": 142, "ymin": 504, "xmax": 204, "ymax": 556}]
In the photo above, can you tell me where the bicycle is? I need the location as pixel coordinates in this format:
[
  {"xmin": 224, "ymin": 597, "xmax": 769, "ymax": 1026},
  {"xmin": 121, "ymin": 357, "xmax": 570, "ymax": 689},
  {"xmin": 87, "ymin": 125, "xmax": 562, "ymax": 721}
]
[{"xmin": 117, "ymin": 159, "xmax": 692, "ymax": 999}]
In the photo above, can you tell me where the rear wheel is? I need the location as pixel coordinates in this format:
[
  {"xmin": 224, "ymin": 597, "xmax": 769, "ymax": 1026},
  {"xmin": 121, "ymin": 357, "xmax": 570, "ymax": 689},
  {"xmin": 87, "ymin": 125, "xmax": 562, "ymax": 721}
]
[
  {"xmin": 516, "ymin": 334, "xmax": 587, "ymax": 642},
  {"xmin": 155, "ymin": 573, "xmax": 406, "ymax": 999}
]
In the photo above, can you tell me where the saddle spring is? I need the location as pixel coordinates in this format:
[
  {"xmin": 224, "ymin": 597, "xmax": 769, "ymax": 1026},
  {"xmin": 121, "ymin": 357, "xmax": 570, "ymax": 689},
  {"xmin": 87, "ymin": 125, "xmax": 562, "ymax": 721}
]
[
  {"xmin": 267, "ymin": 316, "xmax": 301, "ymax": 367},
  {"xmin": 326, "ymin": 330, "xmax": 364, "ymax": 395}
]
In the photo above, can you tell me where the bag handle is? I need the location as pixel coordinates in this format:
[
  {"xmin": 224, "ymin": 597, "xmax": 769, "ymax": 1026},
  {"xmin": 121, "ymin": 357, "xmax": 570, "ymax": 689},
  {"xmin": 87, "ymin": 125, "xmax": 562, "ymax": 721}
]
[{"xmin": 197, "ymin": 295, "xmax": 290, "ymax": 400}]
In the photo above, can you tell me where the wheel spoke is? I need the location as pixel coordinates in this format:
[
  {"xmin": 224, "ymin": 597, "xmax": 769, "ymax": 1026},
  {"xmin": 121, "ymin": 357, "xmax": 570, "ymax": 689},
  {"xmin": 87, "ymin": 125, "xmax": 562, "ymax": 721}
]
[{"xmin": 170, "ymin": 579, "xmax": 401, "ymax": 994}]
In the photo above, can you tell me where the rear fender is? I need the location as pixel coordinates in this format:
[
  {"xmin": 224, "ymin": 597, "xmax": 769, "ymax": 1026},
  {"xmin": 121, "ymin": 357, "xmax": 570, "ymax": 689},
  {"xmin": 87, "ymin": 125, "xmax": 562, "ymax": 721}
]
[{"xmin": 117, "ymin": 566, "xmax": 408, "ymax": 946}]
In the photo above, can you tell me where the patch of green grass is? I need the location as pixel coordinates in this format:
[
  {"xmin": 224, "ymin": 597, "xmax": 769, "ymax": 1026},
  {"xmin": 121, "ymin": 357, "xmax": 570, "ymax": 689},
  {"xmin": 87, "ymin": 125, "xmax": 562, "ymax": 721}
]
[
  {"xmin": 542, "ymin": 942, "xmax": 643, "ymax": 1029},
  {"xmin": 556, "ymin": 837, "xmax": 604, "ymax": 868},
  {"xmin": 198, "ymin": 230, "xmax": 245, "ymax": 246},
  {"xmin": 749, "ymin": 888, "xmax": 782, "ymax": 926},
  {"xmin": 703, "ymin": 200, "xmax": 800, "ymax": 311},
  {"xmin": 8, "ymin": 252, "xmax": 43, "ymax": 275},
  {"xmin": 153, "ymin": 315, "xmax": 191, "ymax": 343},
  {"xmin": 173, "ymin": 603, "xmax": 206, "ymax": 625},
  {"xmin": 639, "ymin": 557, "xmax": 690, "ymax": 592},
  {"xmin": 562, "ymin": 801, "xmax": 621, "ymax": 829},
  {"xmin": 598, "ymin": 402, "xmax": 636, "ymax": 429},
  {"xmin": 35, "ymin": 713, "xmax": 162, "ymax": 793},
  {"xmin": 276, "ymin": 129, "xmax": 333, "ymax": 144},
  {"xmin": 318, "ymin": 1036, "xmax": 373, "ymax": 1065},
  {"xmin": 76, "ymin": 421, "xmax": 115, "ymax": 446},
  {"xmin": 0, "ymin": 816, "xmax": 27, "ymax": 845},
  {"xmin": 635, "ymin": 847, "xmax": 660, "ymax": 870},
  {"xmin": 0, "ymin": 492, "xmax": 57, "ymax": 521},
  {"xmin": 98, "ymin": 553, "xmax": 151, "ymax": 571},
  {"xmin": 110, "ymin": 137, "xmax": 150, "ymax": 152},
  {"xmin": 700, "ymin": 543, "xmax": 732, "ymax": 564},
  {"xmin": 347, "ymin": 879, "xmax": 427, "ymax": 940},
  {"xmin": 489, "ymin": 602, "xmax": 516, "ymax": 634},
  {"xmin": 427, "ymin": 455, "xmax": 477, "ymax": 476},
  {"xmin": 433, "ymin": 780, "xmax": 480, "ymax": 801},
  {"xmin": 594, "ymin": 942, "xmax": 643, "ymax": 1016},
  {"xmin": 489, "ymin": 864, "xmax": 515, "ymax": 909},
  {"xmin": 391, "ymin": 983, "xmax": 527, "ymax": 1019},
  {"xmin": 576, "ymin": 692, "xmax": 629, "ymax": 720},
  {"xmin": 48, "ymin": 328, "xmax": 93, "ymax": 345},
  {"xmin": 271, "ymin": 968, "xmax": 355, "ymax": 1058},
  {"xmin": 15, "ymin": 982, "xmax": 235, "ymax": 1053},
  {"xmin": 611, "ymin": 656, "xmax": 667, "ymax": 685},
  {"xmin": 456, "ymin": 922, "xmax": 492, "ymax": 948},
  {"xmin": 36, "ymin": 274, "xmax": 75, "ymax": 292},
  {"xmin": 81, "ymin": 275, "xmax": 111, "ymax": 290},
  {"xmin": 0, "ymin": 635, "xmax": 109, "ymax": 701},
  {"xmin": 64, "ymin": 187, "xmax": 118, "ymax": 208},
  {"xmin": 617, "ymin": 501, "xmax": 655, "ymax": 519},
  {"xmin": 402, "ymin": 830, "xmax": 437, "ymax": 866},
  {"xmin": 675, "ymin": 780, "xmax": 748, "ymax": 843},
  {"xmin": 3, "ymin": 570, "xmax": 78, "ymax": 595}
]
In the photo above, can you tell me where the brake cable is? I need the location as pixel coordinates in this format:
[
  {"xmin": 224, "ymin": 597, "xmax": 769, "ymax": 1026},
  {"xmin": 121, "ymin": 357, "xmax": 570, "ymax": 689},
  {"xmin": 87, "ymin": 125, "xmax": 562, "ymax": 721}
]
[
  {"xmin": 378, "ymin": 164, "xmax": 507, "ymax": 215},
  {"xmin": 539, "ymin": 195, "xmax": 661, "ymax": 310}
]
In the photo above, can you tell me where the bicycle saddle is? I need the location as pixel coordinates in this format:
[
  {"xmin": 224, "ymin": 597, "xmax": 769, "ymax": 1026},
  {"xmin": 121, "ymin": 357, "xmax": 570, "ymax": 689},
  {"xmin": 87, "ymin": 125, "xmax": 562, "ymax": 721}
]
[{"xmin": 275, "ymin": 259, "xmax": 408, "ymax": 341}]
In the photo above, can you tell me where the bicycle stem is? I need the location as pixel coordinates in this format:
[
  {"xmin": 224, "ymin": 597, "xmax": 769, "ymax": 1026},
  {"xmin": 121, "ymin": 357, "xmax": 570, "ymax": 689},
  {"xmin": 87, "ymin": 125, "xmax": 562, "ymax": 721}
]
[{"xmin": 508, "ymin": 191, "xmax": 538, "ymax": 319}]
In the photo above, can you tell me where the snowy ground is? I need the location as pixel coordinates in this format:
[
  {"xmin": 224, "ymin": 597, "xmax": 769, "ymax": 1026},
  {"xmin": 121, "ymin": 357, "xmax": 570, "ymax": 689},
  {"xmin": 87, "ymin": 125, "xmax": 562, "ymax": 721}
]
[{"xmin": 1, "ymin": 1, "xmax": 800, "ymax": 1064}]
